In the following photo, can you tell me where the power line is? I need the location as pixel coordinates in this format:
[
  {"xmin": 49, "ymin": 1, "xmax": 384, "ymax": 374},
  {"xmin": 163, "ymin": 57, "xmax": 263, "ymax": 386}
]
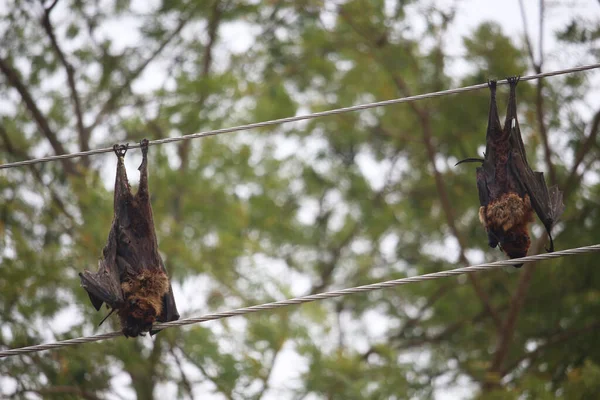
[
  {"xmin": 1, "ymin": 243, "xmax": 599, "ymax": 358},
  {"xmin": 1, "ymin": 62, "xmax": 599, "ymax": 171}
]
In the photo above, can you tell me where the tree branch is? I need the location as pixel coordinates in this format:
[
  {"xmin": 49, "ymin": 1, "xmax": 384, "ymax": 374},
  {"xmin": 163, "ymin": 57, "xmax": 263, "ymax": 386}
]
[
  {"xmin": 169, "ymin": 347, "xmax": 195, "ymax": 400},
  {"xmin": 177, "ymin": 0, "xmax": 224, "ymax": 174},
  {"xmin": 257, "ymin": 342, "xmax": 284, "ymax": 399},
  {"xmin": 518, "ymin": 0, "xmax": 537, "ymax": 68},
  {"xmin": 392, "ymin": 283, "xmax": 454, "ymax": 340},
  {"xmin": 500, "ymin": 320, "xmax": 600, "ymax": 378},
  {"xmin": 0, "ymin": 123, "xmax": 76, "ymax": 227},
  {"xmin": 87, "ymin": 10, "xmax": 195, "ymax": 133},
  {"xmin": 13, "ymin": 386, "xmax": 101, "ymax": 400},
  {"xmin": 0, "ymin": 56, "xmax": 79, "ymax": 175},
  {"xmin": 538, "ymin": 0, "xmax": 545, "ymax": 67},
  {"xmin": 180, "ymin": 350, "xmax": 234, "ymax": 400},
  {"xmin": 40, "ymin": 0, "xmax": 89, "ymax": 162},
  {"xmin": 415, "ymin": 96, "xmax": 503, "ymax": 332},
  {"xmin": 564, "ymin": 108, "xmax": 600, "ymax": 194},
  {"xmin": 340, "ymin": 10, "xmax": 502, "ymax": 331},
  {"xmin": 534, "ymin": 79, "xmax": 556, "ymax": 185},
  {"xmin": 519, "ymin": 0, "xmax": 556, "ymax": 185},
  {"xmin": 392, "ymin": 303, "xmax": 510, "ymax": 351},
  {"xmin": 484, "ymin": 239, "xmax": 545, "ymax": 390},
  {"xmin": 310, "ymin": 221, "xmax": 359, "ymax": 294}
]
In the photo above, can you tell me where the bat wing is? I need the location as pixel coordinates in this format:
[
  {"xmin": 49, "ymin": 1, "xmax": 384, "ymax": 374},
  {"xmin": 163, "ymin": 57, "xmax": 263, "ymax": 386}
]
[
  {"xmin": 476, "ymin": 164, "xmax": 494, "ymax": 207},
  {"xmin": 79, "ymin": 153, "xmax": 132, "ymax": 311},
  {"xmin": 158, "ymin": 283, "xmax": 180, "ymax": 322},
  {"xmin": 460, "ymin": 80, "xmax": 504, "ymax": 249},
  {"xmin": 482, "ymin": 80, "xmax": 503, "ymax": 165},
  {"xmin": 476, "ymin": 163, "xmax": 501, "ymax": 249},
  {"xmin": 79, "ymin": 227, "xmax": 124, "ymax": 311},
  {"xmin": 150, "ymin": 259, "xmax": 180, "ymax": 335},
  {"xmin": 157, "ymin": 256, "xmax": 179, "ymax": 322},
  {"xmin": 509, "ymin": 143, "xmax": 565, "ymax": 251},
  {"xmin": 504, "ymin": 76, "xmax": 564, "ymax": 252},
  {"xmin": 455, "ymin": 80, "xmax": 502, "ymax": 169}
]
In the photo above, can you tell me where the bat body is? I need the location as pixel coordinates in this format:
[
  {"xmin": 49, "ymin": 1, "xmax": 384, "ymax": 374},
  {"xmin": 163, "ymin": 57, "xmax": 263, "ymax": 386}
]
[
  {"xmin": 80, "ymin": 140, "xmax": 179, "ymax": 336},
  {"xmin": 457, "ymin": 77, "xmax": 564, "ymax": 266}
]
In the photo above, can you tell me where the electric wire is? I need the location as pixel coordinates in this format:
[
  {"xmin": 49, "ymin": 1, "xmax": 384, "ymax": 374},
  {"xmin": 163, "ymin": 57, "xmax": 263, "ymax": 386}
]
[
  {"xmin": 1, "ymin": 243, "xmax": 599, "ymax": 358},
  {"xmin": 1, "ymin": 62, "xmax": 599, "ymax": 170}
]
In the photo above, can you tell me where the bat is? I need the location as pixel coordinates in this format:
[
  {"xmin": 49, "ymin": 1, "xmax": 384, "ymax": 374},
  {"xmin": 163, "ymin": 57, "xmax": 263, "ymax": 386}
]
[
  {"xmin": 456, "ymin": 77, "xmax": 564, "ymax": 267},
  {"xmin": 80, "ymin": 139, "xmax": 179, "ymax": 336}
]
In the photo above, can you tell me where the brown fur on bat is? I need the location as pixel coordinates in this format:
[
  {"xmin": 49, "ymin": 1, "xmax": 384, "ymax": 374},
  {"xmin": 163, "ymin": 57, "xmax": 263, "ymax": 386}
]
[
  {"xmin": 80, "ymin": 139, "xmax": 179, "ymax": 336},
  {"xmin": 457, "ymin": 77, "xmax": 565, "ymax": 267}
]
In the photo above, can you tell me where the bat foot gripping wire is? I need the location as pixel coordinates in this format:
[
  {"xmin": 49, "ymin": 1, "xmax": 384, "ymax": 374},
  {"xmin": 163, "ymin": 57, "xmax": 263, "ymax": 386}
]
[
  {"xmin": 113, "ymin": 143, "xmax": 129, "ymax": 158},
  {"xmin": 140, "ymin": 138, "xmax": 149, "ymax": 157}
]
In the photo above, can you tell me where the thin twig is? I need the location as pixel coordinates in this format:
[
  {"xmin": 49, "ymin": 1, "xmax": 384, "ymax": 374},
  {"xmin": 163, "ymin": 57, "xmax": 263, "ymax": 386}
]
[
  {"xmin": 40, "ymin": 0, "xmax": 89, "ymax": 160},
  {"xmin": 0, "ymin": 56, "xmax": 79, "ymax": 175},
  {"xmin": 86, "ymin": 9, "xmax": 195, "ymax": 133}
]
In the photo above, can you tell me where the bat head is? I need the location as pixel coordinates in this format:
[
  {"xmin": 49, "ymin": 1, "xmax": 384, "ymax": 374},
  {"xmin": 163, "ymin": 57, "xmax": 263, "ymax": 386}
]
[
  {"xmin": 498, "ymin": 229, "xmax": 530, "ymax": 268},
  {"xmin": 118, "ymin": 271, "xmax": 170, "ymax": 337},
  {"xmin": 480, "ymin": 194, "xmax": 534, "ymax": 268},
  {"xmin": 119, "ymin": 297, "xmax": 159, "ymax": 337}
]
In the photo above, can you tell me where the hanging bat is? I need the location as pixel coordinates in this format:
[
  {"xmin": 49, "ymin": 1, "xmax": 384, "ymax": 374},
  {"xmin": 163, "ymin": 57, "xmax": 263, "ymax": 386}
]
[
  {"xmin": 456, "ymin": 77, "xmax": 564, "ymax": 267},
  {"xmin": 80, "ymin": 139, "xmax": 179, "ymax": 336}
]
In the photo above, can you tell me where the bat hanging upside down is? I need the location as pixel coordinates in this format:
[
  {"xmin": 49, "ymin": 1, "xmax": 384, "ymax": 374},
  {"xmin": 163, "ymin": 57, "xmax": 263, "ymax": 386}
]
[
  {"xmin": 456, "ymin": 77, "xmax": 565, "ymax": 267},
  {"xmin": 80, "ymin": 139, "xmax": 179, "ymax": 336}
]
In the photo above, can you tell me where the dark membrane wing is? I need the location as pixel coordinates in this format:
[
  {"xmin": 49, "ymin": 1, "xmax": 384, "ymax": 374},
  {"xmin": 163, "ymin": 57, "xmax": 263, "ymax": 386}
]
[
  {"xmin": 504, "ymin": 77, "xmax": 559, "ymax": 234},
  {"xmin": 476, "ymin": 165, "xmax": 501, "ymax": 249},
  {"xmin": 79, "ymin": 258, "xmax": 124, "ymax": 311},
  {"xmin": 150, "ymin": 258, "xmax": 180, "ymax": 335},
  {"xmin": 483, "ymin": 80, "xmax": 503, "ymax": 163},
  {"xmin": 548, "ymin": 184, "xmax": 565, "ymax": 224},
  {"xmin": 113, "ymin": 154, "xmax": 133, "ymax": 224},
  {"xmin": 80, "ymin": 222, "xmax": 124, "ymax": 310},
  {"xmin": 504, "ymin": 77, "xmax": 565, "ymax": 251},
  {"xmin": 115, "ymin": 228, "xmax": 142, "ymax": 274},
  {"xmin": 150, "ymin": 284, "xmax": 180, "ymax": 336},
  {"xmin": 535, "ymin": 176, "xmax": 565, "ymax": 249},
  {"xmin": 508, "ymin": 148, "xmax": 563, "ymax": 251},
  {"xmin": 476, "ymin": 165, "xmax": 492, "ymax": 207},
  {"xmin": 157, "ymin": 284, "xmax": 180, "ymax": 323},
  {"xmin": 505, "ymin": 76, "xmax": 529, "ymax": 164}
]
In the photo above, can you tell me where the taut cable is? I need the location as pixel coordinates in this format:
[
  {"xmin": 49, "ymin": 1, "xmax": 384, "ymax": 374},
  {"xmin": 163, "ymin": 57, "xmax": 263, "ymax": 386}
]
[
  {"xmin": 1, "ymin": 63, "xmax": 598, "ymax": 170},
  {"xmin": 1, "ymin": 243, "xmax": 599, "ymax": 358}
]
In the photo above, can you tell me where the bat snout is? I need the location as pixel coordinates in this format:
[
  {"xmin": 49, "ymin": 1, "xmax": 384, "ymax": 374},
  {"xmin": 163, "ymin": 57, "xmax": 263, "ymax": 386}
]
[{"xmin": 501, "ymin": 236, "xmax": 529, "ymax": 266}]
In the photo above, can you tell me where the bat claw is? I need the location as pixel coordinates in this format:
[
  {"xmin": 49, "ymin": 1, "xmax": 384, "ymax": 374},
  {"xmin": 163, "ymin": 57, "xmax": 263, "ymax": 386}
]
[
  {"xmin": 487, "ymin": 79, "xmax": 497, "ymax": 90},
  {"xmin": 113, "ymin": 143, "xmax": 129, "ymax": 158},
  {"xmin": 455, "ymin": 157, "xmax": 485, "ymax": 166},
  {"xmin": 139, "ymin": 139, "xmax": 149, "ymax": 171},
  {"xmin": 506, "ymin": 75, "xmax": 521, "ymax": 85},
  {"xmin": 545, "ymin": 236, "xmax": 555, "ymax": 253}
]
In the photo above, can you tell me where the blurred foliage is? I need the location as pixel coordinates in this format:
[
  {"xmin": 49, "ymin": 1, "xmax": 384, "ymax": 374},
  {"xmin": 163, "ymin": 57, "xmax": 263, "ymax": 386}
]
[{"xmin": 1, "ymin": 0, "xmax": 600, "ymax": 399}]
